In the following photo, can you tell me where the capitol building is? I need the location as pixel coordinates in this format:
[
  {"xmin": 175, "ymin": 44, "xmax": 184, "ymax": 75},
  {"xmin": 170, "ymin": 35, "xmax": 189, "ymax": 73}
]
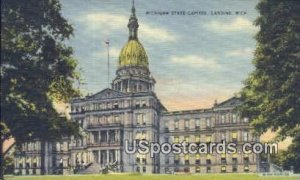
[{"xmin": 14, "ymin": 3, "xmax": 260, "ymax": 175}]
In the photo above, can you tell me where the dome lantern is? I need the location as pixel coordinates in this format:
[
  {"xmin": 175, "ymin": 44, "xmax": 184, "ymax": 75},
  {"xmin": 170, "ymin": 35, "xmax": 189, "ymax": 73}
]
[
  {"xmin": 112, "ymin": 1, "xmax": 155, "ymax": 94},
  {"xmin": 118, "ymin": 0, "xmax": 149, "ymax": 69}
]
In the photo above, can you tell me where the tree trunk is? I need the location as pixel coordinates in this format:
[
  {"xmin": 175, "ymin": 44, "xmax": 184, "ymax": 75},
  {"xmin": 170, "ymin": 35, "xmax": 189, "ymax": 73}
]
[
  {"xmin": 1, "ymin": 138, "xmax": 4, "ymax": 180},
  {"xmin": 40, "ymin": 140, "xmax": 45, "ymax": 175}
]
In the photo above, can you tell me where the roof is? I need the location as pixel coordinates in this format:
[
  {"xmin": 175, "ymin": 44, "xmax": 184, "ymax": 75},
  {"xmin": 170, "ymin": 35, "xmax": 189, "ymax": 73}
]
[{"xmin": 214, "ymin": 96, "xmax": 241, "ymax": 109}]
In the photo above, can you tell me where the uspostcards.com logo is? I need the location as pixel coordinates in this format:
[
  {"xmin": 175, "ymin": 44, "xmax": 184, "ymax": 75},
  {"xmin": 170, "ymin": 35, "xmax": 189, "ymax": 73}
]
[{"xmin": 125, "ymin": 140, "xmax": 278, "ymax": 157}]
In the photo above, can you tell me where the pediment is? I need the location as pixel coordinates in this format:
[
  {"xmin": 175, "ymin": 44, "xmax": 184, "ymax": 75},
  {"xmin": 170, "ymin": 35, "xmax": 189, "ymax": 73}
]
[
  {"xmin": 215, "ymin": 97, "xmax": 241, "ymax": 108},
  {"xmin": 87, "ymin": 88, "xmax": 126, "ymax": 100}
]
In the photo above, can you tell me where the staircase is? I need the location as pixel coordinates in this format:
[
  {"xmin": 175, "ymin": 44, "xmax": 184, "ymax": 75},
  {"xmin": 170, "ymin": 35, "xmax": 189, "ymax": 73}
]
[
  {"xmin": 270, "ymin": 163, "xmax": 283, "ymax": 172},
  {"xmin": 77, "ymin": 163, "xmax": 101, "ymax": 174}
]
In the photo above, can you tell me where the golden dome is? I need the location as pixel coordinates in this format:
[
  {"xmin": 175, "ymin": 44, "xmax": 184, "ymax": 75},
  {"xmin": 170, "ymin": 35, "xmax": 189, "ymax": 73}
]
[{"xmin": 118, "ymin": 39, "xmax": 148, "ymax": 68}]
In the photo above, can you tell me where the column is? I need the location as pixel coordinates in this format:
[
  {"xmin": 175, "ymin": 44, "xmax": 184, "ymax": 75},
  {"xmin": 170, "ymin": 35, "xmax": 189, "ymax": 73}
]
[
  {"xmin": 72, "ymin": 153, "xmax": 75, "ymax": 166},
  {"xmin": 116, "ymin": 130, "xmax": 119, "ymax": 142},
  {"xmin": 107, "ymin": 130, "xmax": 109, "ymax": 144},
  {"xmin": 80, "ymin": 152, "xmax": 83, "ymax": 164},
  {"xmin": 99, "ymin": 130, "xmax": 101, "ymax": 144},
  {"xmin": 106, "ymin": 150, "xmax": 109, "ymax": 164},
  {"xmin": 121, "ymin": 81, "xmax": 123, "ymax": 92},
  {"xmin": 127, "ymin": 79, "xmax": 130, "ymax": 92},
  {"xmin": 97, "ymin": 150, "xmax": 101, "ymax": 164},
  {"xmin": 115, "ymin": 150, "xmax": 118, "ymax": 163}
]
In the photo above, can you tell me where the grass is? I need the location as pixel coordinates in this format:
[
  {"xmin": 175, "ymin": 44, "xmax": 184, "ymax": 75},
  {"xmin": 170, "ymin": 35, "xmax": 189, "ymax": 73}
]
[{"xmin": 4, "ymin": 174, "xmax": 298, "ymax": 180}]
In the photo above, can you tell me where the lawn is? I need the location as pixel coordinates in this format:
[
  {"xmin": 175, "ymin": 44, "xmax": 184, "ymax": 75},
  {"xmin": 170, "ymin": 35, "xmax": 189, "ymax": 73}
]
[{"xmin": 4, "ymin": 174, "xmax": 298, "ymax": 180}]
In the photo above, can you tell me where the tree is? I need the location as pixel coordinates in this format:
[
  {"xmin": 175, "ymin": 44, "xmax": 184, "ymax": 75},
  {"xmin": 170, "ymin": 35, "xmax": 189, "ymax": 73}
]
[
  {"xmin": 3, "ymin": 155, "xmax": 14, "ymax": 175},
  {"xmin": 239, "ymin": 0, "xmax": 300, "ymax": 172},
  {"xmin": 1, "ymin": 0, "xmax": 81, "ymax": 177},
  {"xmin": 270, "ymin": 134, "xmax": 300, "ymax": 172},
  {"xmin": 282, "ymin": 133, "xmax": 300, "ymax": 172},
  {"xmin": 240, "ymin": 0, "xmax": 300, "ymax": 140}
]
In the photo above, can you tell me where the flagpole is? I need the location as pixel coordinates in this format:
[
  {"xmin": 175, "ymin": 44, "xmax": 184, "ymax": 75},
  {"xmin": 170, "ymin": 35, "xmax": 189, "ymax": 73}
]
[{"xmin": 106, "ymin": 40, "xmax": 110, "ymax": 88}]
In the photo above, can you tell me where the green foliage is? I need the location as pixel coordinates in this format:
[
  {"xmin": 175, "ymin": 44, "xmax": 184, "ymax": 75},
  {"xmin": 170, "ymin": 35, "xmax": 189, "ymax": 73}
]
[
  {"xmin": 239, "ymin": 0, "xmax": 300, "ymax": 139},
  {"xmin": 270, "ymin": 135, "xmax": 300, "ymax": 172},
  {"xmin": 282, "ymin": 134, "xmax": 300, "ymax": 172},
  {"xmin": 4, "ymin": 155, "xmax": 14, "ymax": 174},
  {"xmin": 1, "ymin": 0, "xmax": 81, "ymax": 143}
]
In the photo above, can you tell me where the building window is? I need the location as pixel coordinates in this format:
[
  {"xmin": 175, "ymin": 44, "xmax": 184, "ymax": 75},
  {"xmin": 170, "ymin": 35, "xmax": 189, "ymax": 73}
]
[
  {"xmin": 142, "ymin": 114, "xmax": 146, "ymax": 125},
  {"xmin": 232, "ymin": 114, "xmax": 237, "ymax": 123},
  {"xmin": 184, "ymin": 167, "xmax": 190, "ymax": 173},
  {"xmin": 244, "ymin": 165, "xmax": 249, "ymax": 172},
  {"xmin": 113, "ymin": 102, "xmax": 119, "ymax": 109},
  {"xmin": 137, "ymin": 114, "xmax": 145, "ymax": 125},
  {"xmin": 206, "ymin": 118, "xmax": 211, "ymax": 127},
  {"xmin": 206, "ymin": 154, "xmax": 211, "ymax": 165},
  {"xmin": 221, "ymin": 153, "xmax": 226, "ymax": 164},
  {"xmin": 164, "ymin": 121, "xmax": 169, "ymax": 131},
  {"xmin": 165, "ymin": 157, "xmax": 169, "ymax": 164},
  {"xmin": 141, "ymin": 131, "xmax": 146, "ymax": 140},
  {"xmin": 26, "ymin": 162, "xmax": 30, "ymax": 168},
  {"xmin": 137, "ymin": 114, "xmax": 141, "ymax": 125},
  {"xmin": 142, "ymin": 156, "xmax": 146, "ymax": 164},
  {"xmin": 33, "ymin": 168, "xmax": 36, "ymax": 175},
  {"xmin": 206, "ymin": 135, "xmax": 212, "ymax": 143},
  {"xmin": 195, "ymin": 119, "xmax": 200, "ymax": 129},
  {"xmin": 164, "ymin": 137, "xmax": 169, "ymax": 143},
  {"xmin": 184, "ymin": 136, "xmax": 189, "ymax": 143},
  {"xmin": 221, "ymin": 114, "xmax": 225, "ymax": 124},
  {"xmin": 174, "ymin": 136, "xmax": 179, "ymax": 143},
  {"xmin": 243, "ymin": 131, "xmax": 249, "ymax": 142},
  {"xmin": 221, "ymin": 166, "xmax": 226, "ymax": 173},
  {"xmin": 221, "ymin": 132, "xmax": 226, "ymax": 141},
  {"xmin": 184, "ymin": 120, "xmax": 189, "ymax": 130},
  {"xmin": 165, "ymin": 168, "xmax": 169, "ymax": 173},
  {"xmin": 59, "ymin": 159, "xmax": 63, "ymax": 168},
  {"xmin": 135, "ymin": 131, "xmax": 141, "ymax": 142},
  {"xmin": 114, "ymin": 116, "xmax": 120, "ymax": 123},
  {"xmin": 196, "ymin": 166, "xmax": 201, "ymax": 173},
  {"xmin": 184, "ymin": 154, "xmax": 189, "ymax": 165},
  {"xmin": 232, "ymin": 157, "xmax": 238, "ymax": 165},
  {"xmin": 174, "ymin": 155, "xmax": 179, "ymax": 165},
  {"xmin": 136, "ymin": 166, "xmax": 140, "ymax": 172},
  {"xmin": 143, "ymin": 166, "xmax": 146, "ymax": 173},
  {"xmin": 207, "ymin": 166, "xmax": 211, "ymax": 173},
  {"xmin": 175, "ymin": 120, "xmax": 179, "ymax": 130},
  {"xmin": 106, "ymin": 103, "xmax": 110, "ymax": 109},
  {"xmin": 136, "ymin": 101, "xmax": 140, "ymax": 108},
  {"xmin": 142, "ymin": 100, "xmax": 146, "ymax": 107},
  {"xmin": 232, "ymin": 166, "xmax": 237, "ymax": 172},
  {"xmin": 33, "ymin": 142, "xmax": 38, "ymax": 151},
  {"xmin": 195, "ymin": 135, "xmax": 200, "ymax": 144},
  {"xmin": 195, "ymin": 154, "xmax": 200, "ymax": 165},
  {"xmin": 232, "ymin": 131, "xmax": 238, "ymax": 142},
  {"xmin": 244, "ymin": 155, "xmax": 250, "ymax": 164}
]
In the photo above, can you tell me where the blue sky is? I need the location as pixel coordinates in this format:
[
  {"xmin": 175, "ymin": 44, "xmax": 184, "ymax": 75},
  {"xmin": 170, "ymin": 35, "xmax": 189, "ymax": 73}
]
[{"xmin": 60, "ymin": 0, "xmax": 259, "ymax": 111}]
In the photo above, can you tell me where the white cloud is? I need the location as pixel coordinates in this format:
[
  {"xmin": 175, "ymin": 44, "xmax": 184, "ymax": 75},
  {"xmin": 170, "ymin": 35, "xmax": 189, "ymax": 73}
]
[
  {"xmin": 170, "ymin": 55, "xmax": 219, "ymax": 69},
  {"xmin": 92, "ymin": 46, "xmax": 120, "ymax": 59},
  {"xmin": 205, "ymin": 17, "xmax": 257, "ymax": 32},
  {"xmin": 77, "ymin": 12, "xmax": 176, "ymax": 42},
  {"xmin": 225, "ymin": 47, "xmax": 254, "ymax": 57},
  {"xmin": 140, "ymin": 24, "xmax": 176, "ymax": 42}
]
